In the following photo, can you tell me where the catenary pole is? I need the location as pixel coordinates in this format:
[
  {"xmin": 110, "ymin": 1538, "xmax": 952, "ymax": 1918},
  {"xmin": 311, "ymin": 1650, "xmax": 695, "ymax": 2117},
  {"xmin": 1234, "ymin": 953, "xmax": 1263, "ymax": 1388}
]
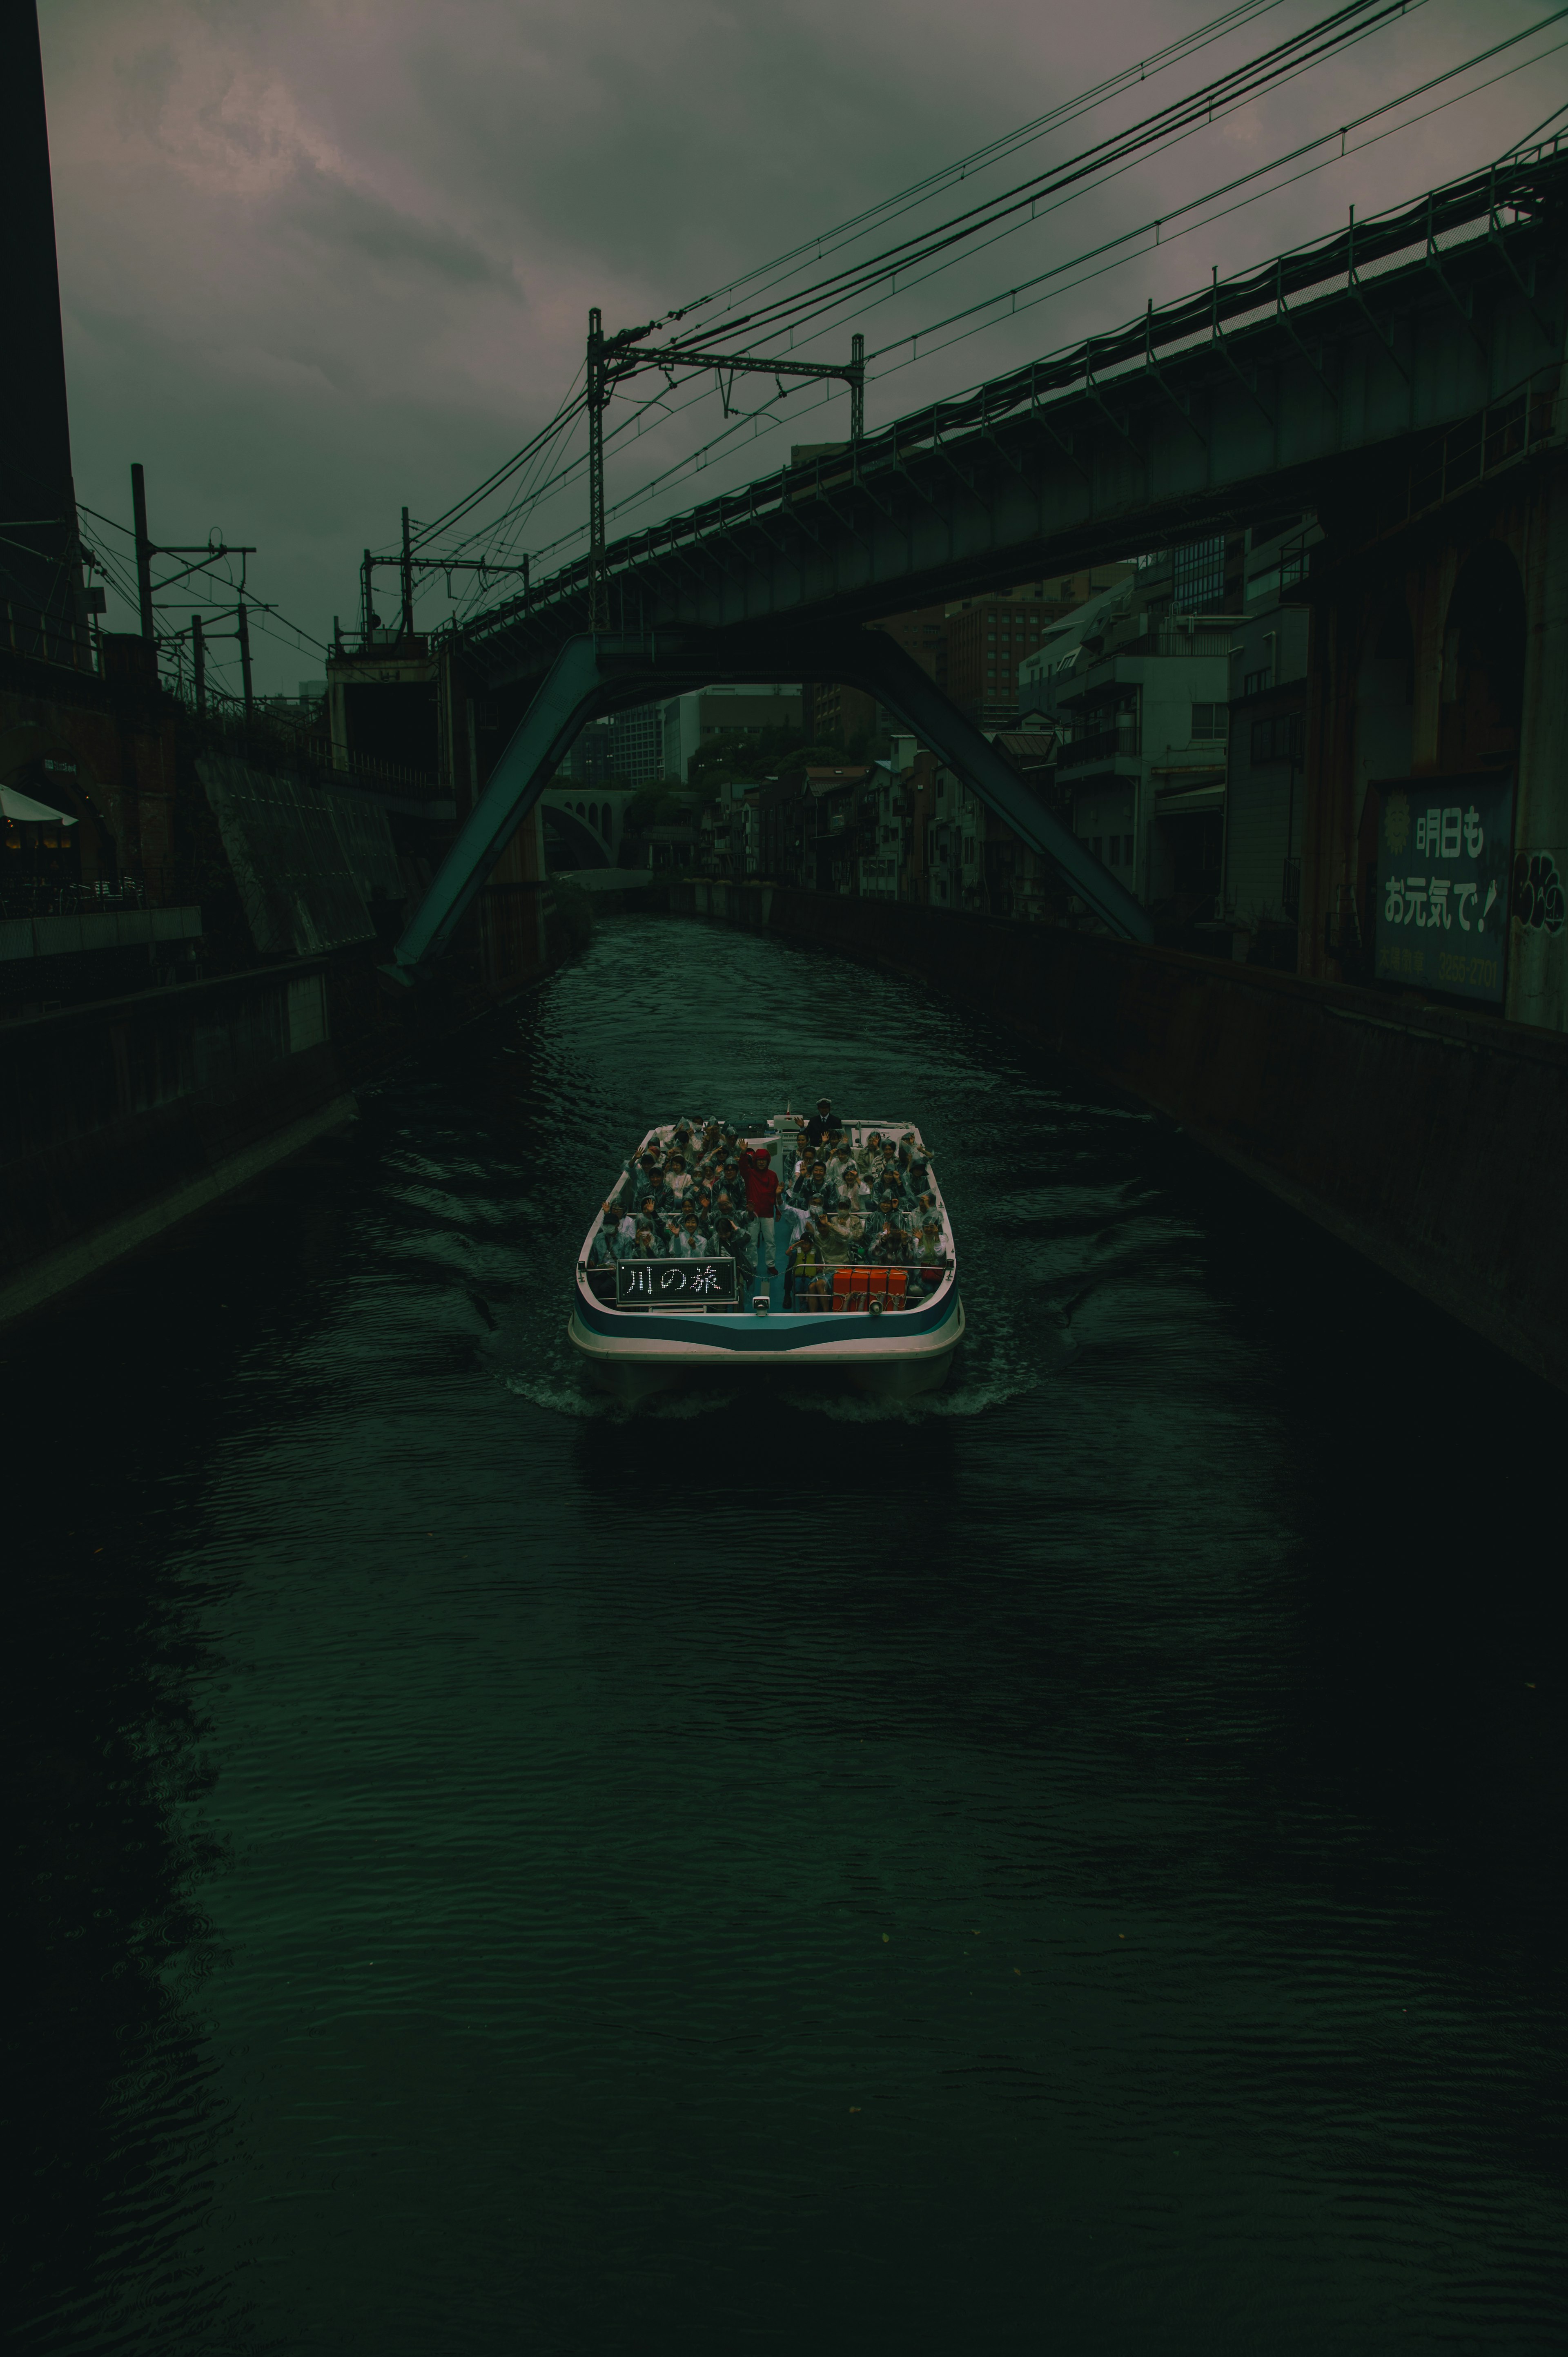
[
  {"xmin": 587, "ymin": 309, "xmax": 607, "ymax": 633},
  {"xmin": 130, "ymin": 463, "xmax": 155, "ymax": 641}
]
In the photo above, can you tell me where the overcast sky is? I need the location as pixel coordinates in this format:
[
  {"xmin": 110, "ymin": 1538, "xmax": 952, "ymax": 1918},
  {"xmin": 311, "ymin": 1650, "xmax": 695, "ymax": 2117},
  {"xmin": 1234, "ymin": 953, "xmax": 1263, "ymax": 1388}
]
[{"xmin": 39, "ymin": 0, "xmax": 1561, "ymax": 693}]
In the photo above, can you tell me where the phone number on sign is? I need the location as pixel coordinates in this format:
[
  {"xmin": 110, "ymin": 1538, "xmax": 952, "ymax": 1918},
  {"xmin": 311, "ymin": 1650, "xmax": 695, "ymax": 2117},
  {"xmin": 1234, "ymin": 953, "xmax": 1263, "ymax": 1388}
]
[{"xmin": 1435, "ymin": 952, "xmax": 1499, "ymax": 990}]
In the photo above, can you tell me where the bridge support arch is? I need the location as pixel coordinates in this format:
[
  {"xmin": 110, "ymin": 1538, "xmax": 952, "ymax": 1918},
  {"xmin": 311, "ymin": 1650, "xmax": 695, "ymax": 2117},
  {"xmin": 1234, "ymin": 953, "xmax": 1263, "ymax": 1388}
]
[{"xmin": 388, "ymin": 626, "xmax": 1151, "ymax": 979}]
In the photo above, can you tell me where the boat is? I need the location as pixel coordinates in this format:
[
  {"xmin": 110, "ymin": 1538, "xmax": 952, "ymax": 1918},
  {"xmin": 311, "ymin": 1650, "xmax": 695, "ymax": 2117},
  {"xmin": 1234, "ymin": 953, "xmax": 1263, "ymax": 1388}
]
[{"xmin": 570, "ymin": 1115, "xmax": 964, "ymax": 1400}]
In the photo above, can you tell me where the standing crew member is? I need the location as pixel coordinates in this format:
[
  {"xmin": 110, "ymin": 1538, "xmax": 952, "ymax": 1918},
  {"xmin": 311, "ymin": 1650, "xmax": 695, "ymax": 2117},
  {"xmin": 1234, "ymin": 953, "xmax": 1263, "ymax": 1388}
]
[
  {"xmin": 805, "ymin": 1097, "xmax": 844, "ymax": 1151},
  {"xmin": 741, "ymin": 1144, "xmax": 783, "ymax": 1278}
]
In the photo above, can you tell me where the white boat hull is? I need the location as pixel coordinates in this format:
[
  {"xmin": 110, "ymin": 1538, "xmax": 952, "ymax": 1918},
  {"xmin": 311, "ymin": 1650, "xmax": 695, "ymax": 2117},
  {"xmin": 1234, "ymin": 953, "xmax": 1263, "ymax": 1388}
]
[{"xmin": 569, "ymin": 1293, "xmax": 964, "ymax": 1403}]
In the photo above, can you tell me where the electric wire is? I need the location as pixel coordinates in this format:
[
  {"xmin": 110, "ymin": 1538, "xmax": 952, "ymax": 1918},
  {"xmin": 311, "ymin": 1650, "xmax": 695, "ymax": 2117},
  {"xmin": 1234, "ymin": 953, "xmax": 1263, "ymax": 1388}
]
[
  {"xmin": 77, "ymin": 500, "xmax": 335, "ymax": 678},
  {"xmin": 407, "ymin": 0, "xmax": 1387, "ymax": 573},
  {"xmin": 657, "ymin": 0, "xmax": 1302, "ymax": 324},
  {"xmin": 492, "ymin": 18, "xmax": 1568, "ymax": 582},
  {"xmin": 417, "ymin": 0, "xmax": 1434, "ymax": 576},
  {"xmin": 641, "ymin": 0, "xmax": 1427, "ymax": 363}
]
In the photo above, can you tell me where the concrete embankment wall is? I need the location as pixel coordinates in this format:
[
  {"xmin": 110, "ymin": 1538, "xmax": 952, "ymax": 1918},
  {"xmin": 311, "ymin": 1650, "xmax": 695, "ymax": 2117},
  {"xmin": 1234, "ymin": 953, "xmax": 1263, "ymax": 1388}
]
[
  {"xmin": 672, "ymin": 879, "xmax": 1568, "ymax": 1390},
  {"xmin": 0, "ymin": 952, "xmax": 397, "ymax": 1325}
]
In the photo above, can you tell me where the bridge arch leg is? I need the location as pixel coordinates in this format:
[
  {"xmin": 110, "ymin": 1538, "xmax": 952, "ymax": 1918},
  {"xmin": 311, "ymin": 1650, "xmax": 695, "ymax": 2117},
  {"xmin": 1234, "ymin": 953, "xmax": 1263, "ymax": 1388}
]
[
  {"xmin": 824, "ymin": 628, "xmax": 1151, "ymax": 942},
  {"xmin": 388, "ymin": 638, "xmax": 617, "ymax": 980},
  {"xmin": 391, "ymin": 622, "xmax": 1152, "ymax": 979}
]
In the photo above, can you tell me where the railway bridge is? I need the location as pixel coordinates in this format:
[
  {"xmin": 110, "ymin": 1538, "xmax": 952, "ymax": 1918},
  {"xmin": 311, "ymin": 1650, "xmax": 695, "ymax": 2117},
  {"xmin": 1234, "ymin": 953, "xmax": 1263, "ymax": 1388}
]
[{"xmin": 394, "ymin": 145, "xmax": 1568, "ymax": 1026}]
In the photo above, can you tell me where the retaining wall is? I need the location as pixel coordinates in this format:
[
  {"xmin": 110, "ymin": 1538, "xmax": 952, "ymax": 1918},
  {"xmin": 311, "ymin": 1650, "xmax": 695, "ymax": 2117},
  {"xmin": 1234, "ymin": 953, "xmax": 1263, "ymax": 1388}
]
[
  {"xmin": 672, "ymin": 879, "xmax": 1568, "ymax": 1389},
  {"xmin": 0, "ymin": 952, "xmax": 397, "ymax": 1324}
]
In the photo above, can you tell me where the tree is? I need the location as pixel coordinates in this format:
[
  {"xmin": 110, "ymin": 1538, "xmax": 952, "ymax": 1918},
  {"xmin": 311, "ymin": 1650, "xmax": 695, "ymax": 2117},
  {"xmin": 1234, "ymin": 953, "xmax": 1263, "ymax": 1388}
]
[
  {"xmin": 683, "ymin": 725, "xmax": 847, "ymax": 795},
  {"xmin": 623, "ymin": 779, "xmax": 692, "ymax": 833}
]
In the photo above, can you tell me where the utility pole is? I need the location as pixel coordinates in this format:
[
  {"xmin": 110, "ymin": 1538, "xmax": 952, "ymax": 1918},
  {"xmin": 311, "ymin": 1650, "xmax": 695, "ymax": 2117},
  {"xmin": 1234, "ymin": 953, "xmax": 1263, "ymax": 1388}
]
[
  {"xmin": 586, "ymin": 309, "xmax": 608, "ymax": 633},
  {"xmin": 236, "ymin": 599, "xmax": 254, "ymax": 725},
  {"xmin": 400, "ymin": 506, "xmax": 415, "ymax": 641},
  {"xmin": 579, "ymin": 318, "xmax": 866, "ymax": 600},
  {"xmin": 192, "ymin": 611, "xmax": 206, "ymax": 718},
  {"xmin": 125, "ymin": 468, "xmax": 255, "ymax": 677},
  {"xmin": 130, "ymin": 462, "xmax": 155, "ymax": 640},
  {"xmin": 359, "ymin": 546, "xmax": 529, "ymax": 631}
]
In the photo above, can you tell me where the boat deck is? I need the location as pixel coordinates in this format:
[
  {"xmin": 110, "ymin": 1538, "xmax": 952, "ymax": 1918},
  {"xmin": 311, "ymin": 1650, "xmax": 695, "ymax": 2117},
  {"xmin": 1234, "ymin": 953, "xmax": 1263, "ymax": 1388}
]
[{"xmin": 581, "ymin": 1114, "xmax": 951, "ymax": 1327}]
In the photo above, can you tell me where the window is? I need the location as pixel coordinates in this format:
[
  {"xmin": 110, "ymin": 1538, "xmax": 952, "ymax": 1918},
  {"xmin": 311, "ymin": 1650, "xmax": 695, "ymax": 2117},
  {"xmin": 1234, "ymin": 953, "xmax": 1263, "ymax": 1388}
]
[
  {"xmin": 1174, "ymin": 536, "xmax": 1226, "ymax": 613},
  {"xmin": 1091, "ymin": 836, "xmax": 1102, "ymax": 860},
  {"xmin": 1243, "ymin": 666, "xmax": 1274, "ymax": 696},
  {"xmin": 1249, "ymin": 714, "xmax": 1302, "ymax": 763},
  {"xmin": 1190, "ymin": 704, "xmax": 1229, "ymax": 742}
]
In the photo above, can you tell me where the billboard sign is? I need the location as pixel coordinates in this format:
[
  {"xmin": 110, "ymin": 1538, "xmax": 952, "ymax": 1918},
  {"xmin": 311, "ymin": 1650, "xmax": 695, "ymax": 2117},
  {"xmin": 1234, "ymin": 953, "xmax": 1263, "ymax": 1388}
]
[{"xmin": 1375, "ymin": 774, "xmax": 1514, "ymax": 1004}]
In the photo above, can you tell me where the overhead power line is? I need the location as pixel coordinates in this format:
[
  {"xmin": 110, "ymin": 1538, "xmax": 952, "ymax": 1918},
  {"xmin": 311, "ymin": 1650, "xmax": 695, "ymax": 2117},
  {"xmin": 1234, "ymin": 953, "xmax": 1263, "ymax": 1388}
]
[
  {"xmin": 487, "ymin": 15, "xmax": 1568, "ymax": 578},
  {"xmin": 658, "ymin": 0, "xmax": 1301, "ymax": 325},
  {"xmin": 414, "ymin": 0, "xmax": 1430, "ymax": 582},
  {"xmin": 642, "ymin": 0, "xmax": 1428, "ymax": 366},
  {"xmin": 408, "ymin": 0, "xmax": 1362, "ymax": 572}
]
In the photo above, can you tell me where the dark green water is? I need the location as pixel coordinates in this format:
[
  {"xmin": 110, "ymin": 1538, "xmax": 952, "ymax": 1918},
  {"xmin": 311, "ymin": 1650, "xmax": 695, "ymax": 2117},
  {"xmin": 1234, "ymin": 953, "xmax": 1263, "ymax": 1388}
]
[{"xmin": 8, "ymin": 914, "xmax": 1565, "ymax": 2353}]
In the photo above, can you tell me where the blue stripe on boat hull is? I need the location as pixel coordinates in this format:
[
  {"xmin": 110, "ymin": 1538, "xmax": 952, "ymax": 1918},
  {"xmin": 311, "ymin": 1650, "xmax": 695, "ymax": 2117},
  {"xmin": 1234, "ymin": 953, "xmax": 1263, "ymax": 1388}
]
[{"xmin": 573, "ymin": 1282, "xmax": 960, "ymax": 1354}]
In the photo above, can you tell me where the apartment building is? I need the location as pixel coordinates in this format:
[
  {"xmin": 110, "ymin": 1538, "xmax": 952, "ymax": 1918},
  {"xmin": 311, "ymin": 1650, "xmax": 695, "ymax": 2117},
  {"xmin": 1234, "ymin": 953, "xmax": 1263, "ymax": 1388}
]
[
  {"xmin": 1223, "ymin": 514, "xmax": 1323, "ymax": 950},
  {"xmin": 1019, "ymin": 552, "xmax": 1239, "ymax": 921},
  {"xmin": 659, "ymin": 683, "xmax": 802, "ymax": 781},
  {"xmin": 944, "ymin": 568, "xmax": 1135, "ymax": 728}
]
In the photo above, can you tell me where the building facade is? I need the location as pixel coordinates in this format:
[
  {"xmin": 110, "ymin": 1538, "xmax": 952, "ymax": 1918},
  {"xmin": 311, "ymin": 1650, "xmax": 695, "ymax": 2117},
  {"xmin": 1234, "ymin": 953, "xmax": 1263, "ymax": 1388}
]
[
  {"xmin": 659, "ymin": 684, "xmax": 802, "ymax": 781},
  {"xmin": 943, "ymin": 568, "xmax": 1134, "ymax": 729},
  {"xmin": 1020, "ymin": 554, "xmax": 1238, "ymax": 921},
  {"xmin": 1222, "ymin": 515, "xmax": 1322, "ymax": 949}
]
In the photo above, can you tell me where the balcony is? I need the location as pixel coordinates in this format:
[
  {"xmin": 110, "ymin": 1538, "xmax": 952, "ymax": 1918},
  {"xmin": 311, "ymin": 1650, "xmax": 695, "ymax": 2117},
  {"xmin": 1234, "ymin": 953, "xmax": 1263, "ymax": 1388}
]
[{"xmin": 1058, "ymin": 726, "xmax": 1141, "ymax": 772}]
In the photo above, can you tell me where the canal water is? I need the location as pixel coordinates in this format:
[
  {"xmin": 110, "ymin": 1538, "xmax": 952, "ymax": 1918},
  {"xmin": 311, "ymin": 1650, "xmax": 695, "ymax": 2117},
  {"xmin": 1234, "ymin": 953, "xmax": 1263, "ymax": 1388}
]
[{"xmin": 9, "ymin": 914, "xmax": 1565, "ymax": 2354}]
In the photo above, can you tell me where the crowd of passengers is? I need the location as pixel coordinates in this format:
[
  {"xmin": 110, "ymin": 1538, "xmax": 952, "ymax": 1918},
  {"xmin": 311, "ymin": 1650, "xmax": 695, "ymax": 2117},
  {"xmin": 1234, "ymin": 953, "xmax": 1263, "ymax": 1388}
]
[{"xmin": 588, "ymin": 1098, "xmax": 949, "ymax": 1306}]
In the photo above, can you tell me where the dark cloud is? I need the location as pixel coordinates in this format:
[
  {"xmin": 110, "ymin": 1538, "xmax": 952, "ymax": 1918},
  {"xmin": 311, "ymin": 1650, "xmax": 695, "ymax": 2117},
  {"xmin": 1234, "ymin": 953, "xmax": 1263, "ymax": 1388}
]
[{"xmin": 281, "ymin": 165, "xmax": 517, "ymax": 292}]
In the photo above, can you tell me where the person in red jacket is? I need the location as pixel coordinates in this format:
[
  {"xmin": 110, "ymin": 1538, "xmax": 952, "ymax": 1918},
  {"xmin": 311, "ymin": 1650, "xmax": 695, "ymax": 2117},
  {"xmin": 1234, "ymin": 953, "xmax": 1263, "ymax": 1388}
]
[{"xmin": 741, "ymin": 1144, "xmax": 782, "ymax": 1277}]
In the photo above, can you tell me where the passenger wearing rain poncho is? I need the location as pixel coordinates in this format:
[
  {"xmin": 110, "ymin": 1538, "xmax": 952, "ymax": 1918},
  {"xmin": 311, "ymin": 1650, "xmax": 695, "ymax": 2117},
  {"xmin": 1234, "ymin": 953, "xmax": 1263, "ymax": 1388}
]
[
  {"xmin": 662, "ymin": 1157, "xmax": 693, "ymax": 1204},
  {"xmin": 912, "ymin": 1219, "xmax": 948, "ymax": 1269},
  {"xmin": 826, "ymin": 1164, "xmax": 870, "ymax": 1216},
  {"xmin": 670, "ymin": 1212, "xmax": 712, "ymax": 1258},
  {"xmin": 774, "ymin": 1196, "xmax": 813, "ymax": 1262},
  {"xmin": 633, "ymin": 1194, "xmax": 677, "ymax": 1247},
  {"xmin": 606, "ymin": 1198, "xmax": 641, "ymax": 1253},
  {"xmin": 791, "ymin": 1158, "xmax": 831, "ymax": 1209},
  {"xmin": 713, "ymin": 1215, "xmax": 753, "ymax": 1287},
  {"xmin": 871, "ymin": 1190, "xmax": 909, "ymax": 1235},
  {"xmin": 709, "ymin": 1187, "xmax": 746, "ymax": 1236}
]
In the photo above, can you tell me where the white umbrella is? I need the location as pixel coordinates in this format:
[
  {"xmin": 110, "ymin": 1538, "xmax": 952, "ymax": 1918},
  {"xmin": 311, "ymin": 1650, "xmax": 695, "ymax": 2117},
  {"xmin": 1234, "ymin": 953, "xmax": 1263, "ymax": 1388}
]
[{"xmin": 0, "ymin": 784, "xmax": 78, "ymax": 825}]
